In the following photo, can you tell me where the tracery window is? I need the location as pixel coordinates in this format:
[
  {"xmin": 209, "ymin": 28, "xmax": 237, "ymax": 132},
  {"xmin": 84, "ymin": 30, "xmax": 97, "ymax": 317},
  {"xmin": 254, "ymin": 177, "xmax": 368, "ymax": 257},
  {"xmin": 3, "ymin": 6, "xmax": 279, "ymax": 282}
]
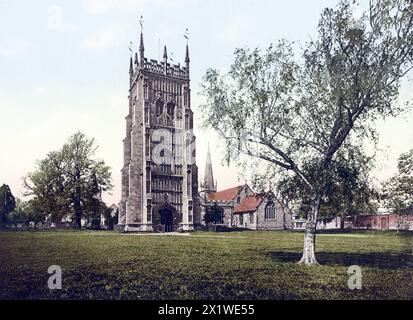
[{"xmin": 265, "ymin": 202, "xmax": 276, "ymax": 220}]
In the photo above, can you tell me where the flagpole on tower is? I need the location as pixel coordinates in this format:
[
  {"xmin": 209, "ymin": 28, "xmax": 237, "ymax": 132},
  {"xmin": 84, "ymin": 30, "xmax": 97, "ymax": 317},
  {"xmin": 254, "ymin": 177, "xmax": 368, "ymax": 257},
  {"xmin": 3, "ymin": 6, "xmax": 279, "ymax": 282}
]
[
  {"xmin": 184, "ymin": 28, "xmax": 190, "ymax": 44},
  {"xmin": 139, "ymin": 15, "xmax": 144, "ymax": 33},
  {"xmin": 128, "ymin": 41, "xmax": 133, "ymax": 57}
]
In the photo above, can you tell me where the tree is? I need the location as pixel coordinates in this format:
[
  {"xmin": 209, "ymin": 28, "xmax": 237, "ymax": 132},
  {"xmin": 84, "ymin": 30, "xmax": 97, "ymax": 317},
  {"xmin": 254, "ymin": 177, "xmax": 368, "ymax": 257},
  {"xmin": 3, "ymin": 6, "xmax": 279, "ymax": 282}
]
[
  {"xmin": 200, "ymin": 0, "xmax": 413, "ymax": 264},
  {"xmin": 24, "ymin": 151, "xmax": 70, "ymax": 223},
  {"xmin": 25, "ymin": 198, "xmax": 47, "ymax": 228},
  {"xmin": 0, "ymin": 184, "xmax": 16, "ymax": 226},
  {"xmin": 7, "ymin": 198, "xmax": 30, "ymax": 228},
  {"xmin": 204, "ymin": 203, "xmax": 225, "ymax": 225},
  {"xmin": 24, "ymin": 132, "xmax": 113, "ymax": 229},
  {"xmin": 277, "ymin": 146, "xmax": 379, "ymax": 226},
  {"xmin": 383, "ymin": 148, "xmax": 413, "ymax": 229},
  {"xmin": 82, "ymin": 171, "xmax": 104, "ymax": 229},
  {"xmin": 102, "ymin": 205, "xmax": 118, "ymax": 230}
]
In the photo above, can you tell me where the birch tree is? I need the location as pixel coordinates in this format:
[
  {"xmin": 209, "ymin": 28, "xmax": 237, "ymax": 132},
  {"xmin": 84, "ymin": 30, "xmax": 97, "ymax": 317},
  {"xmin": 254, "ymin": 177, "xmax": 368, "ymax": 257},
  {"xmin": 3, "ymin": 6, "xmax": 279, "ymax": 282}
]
[{"xmin": 200, "ymin": 0, "xmax": 413, "ymax": 264}]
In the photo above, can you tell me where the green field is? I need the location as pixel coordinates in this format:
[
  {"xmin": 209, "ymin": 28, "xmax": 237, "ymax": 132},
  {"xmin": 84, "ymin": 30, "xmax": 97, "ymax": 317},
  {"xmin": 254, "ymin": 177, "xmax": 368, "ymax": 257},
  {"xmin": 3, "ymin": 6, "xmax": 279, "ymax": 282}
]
[{"xmin": 0, "ymin": 230, "xmax": 412, "ymax": 300}]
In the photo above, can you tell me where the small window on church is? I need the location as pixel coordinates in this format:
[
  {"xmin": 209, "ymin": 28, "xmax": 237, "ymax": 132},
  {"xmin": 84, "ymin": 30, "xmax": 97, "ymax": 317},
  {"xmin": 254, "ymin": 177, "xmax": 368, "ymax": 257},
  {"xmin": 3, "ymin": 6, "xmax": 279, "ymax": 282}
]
[
  {"xmin": 237, "ymin": 197, "xmax": 241, "ymax": 204},
  {"xmin": 265, "ymin": 202, "xmax": 276, "ymax": 220}
]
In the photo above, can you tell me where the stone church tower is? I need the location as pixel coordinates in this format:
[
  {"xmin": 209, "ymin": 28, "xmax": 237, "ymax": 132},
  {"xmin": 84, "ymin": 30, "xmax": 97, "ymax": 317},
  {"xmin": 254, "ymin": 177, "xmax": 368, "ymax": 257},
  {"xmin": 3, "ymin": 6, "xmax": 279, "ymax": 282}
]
[{"xmin": 118, "ymin": 27, "xmax": 199, "ymax": 232}]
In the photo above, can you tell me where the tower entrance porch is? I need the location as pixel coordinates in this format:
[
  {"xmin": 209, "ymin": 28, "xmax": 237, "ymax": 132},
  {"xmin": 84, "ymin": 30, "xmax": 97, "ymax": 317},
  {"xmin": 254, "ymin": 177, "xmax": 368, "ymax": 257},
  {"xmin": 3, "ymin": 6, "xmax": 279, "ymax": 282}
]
[
  {"xmin": 153, "ymin": 203, "xmax": 179, "ymax": 233},
  {"xmin": 160, "ymin": 208, "xmax": 174, "ymax": 232}
]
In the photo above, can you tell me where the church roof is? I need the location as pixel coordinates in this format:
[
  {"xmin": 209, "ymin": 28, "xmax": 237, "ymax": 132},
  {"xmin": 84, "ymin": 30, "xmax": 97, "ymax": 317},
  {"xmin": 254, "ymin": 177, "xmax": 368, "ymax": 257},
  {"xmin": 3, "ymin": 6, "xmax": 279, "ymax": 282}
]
[
  {"xmin": 234, "ymin": 195, "xmax": 265, "ymax": 214},
  {"xmin": 208, "ymin": 185, "xmax": 247, "ymax": 202}
]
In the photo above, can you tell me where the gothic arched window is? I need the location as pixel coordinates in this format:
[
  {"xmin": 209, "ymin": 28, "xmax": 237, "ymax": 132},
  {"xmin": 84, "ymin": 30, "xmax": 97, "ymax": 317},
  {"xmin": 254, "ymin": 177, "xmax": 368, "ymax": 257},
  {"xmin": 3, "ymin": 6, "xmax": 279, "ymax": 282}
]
[
  {"xmin": 265, "ymin": 202, "xmax": 276, "ymax": 220},
  {"xmin": 166, "ymin": 101, "xmax": 175, "ymax": 118},
  {"xmin": 185, "ymin": 113, "xmax": 190, "ymax": 130},
  {"xmin": 156, "ymin": 99, "xmax": 164, "ymax": 115}
]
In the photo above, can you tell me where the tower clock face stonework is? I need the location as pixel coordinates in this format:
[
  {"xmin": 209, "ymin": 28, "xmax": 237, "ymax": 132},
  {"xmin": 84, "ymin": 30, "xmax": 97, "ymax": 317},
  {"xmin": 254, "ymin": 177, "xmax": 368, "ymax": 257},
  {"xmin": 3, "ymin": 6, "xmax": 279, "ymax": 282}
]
[{"xmin": 118, "ymin": 31, "xmax": 199, "ymax": 232}]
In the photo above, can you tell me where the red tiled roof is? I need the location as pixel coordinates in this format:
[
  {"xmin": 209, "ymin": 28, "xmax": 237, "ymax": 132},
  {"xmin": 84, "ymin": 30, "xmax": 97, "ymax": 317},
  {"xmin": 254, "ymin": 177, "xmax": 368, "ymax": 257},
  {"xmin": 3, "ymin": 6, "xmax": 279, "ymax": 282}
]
[
  {"xmin": 234, "ymin": 195, "xmax": 264, "ymax": 214},
  {"xmin": 208, "ymin": 185, "xmax": 247, "ymax": 202}
]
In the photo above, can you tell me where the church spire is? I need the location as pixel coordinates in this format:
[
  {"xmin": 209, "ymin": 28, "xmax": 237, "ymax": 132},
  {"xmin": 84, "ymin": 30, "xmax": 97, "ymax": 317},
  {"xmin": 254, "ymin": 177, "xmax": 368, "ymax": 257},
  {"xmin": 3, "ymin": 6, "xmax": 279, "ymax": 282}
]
[{"xmin": 203, "ymin": 144, "xmax": 217, "ymax": 193}]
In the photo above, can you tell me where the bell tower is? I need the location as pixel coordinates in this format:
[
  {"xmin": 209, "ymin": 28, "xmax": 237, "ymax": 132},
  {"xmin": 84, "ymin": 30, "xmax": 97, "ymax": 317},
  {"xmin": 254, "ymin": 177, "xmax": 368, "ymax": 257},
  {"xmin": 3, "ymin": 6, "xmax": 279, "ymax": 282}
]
[{"xmin": 118, "ymin": 21, "xmax": 199, "ymax": 232}]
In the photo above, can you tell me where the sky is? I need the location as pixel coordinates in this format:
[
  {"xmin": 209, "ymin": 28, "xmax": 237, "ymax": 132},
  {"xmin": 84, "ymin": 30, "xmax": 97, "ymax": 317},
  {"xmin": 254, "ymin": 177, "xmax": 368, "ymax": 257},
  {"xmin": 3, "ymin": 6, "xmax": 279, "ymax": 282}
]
[{"xmin": 0, "ymin": 0, "xmax": 412, "ymax": 205}]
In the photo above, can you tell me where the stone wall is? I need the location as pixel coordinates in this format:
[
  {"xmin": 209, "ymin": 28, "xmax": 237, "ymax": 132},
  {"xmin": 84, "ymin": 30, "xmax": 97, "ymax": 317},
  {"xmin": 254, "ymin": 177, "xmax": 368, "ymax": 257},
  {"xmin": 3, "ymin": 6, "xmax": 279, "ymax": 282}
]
[
  {"xmin": 317, "ymin": 217, "xmax": 343, "ymax": 230},
  {"xmin": 256, "ymin": 198, "xmax": 290, "ymax": 230},
  {"xmin": 347, "ymin": 214, "xmax": 413, "ymax": 231}
]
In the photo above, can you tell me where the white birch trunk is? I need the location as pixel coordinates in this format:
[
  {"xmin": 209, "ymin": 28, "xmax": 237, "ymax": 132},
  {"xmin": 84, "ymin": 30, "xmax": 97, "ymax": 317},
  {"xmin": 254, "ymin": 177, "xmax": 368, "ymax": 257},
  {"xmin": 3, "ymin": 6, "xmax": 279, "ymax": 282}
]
[{"xmin": 298, "ymin": 197, "xmax": 320, "ymax": 265}]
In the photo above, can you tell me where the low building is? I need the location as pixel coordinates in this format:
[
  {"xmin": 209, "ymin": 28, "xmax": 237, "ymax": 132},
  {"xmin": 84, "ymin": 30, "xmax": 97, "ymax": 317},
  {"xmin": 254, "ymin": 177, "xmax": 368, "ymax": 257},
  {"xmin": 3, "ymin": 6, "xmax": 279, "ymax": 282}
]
[
  {"xmin": 199, "ymin": 184, "xmax": 254, "ymax": 227},
  {"xmin": 291, "ymin": 215, "xmax": 343, "ymax": 230},
  {"xmin": 199, "ymin": 148, "xmax": 293, "ymax": 230},
  {"xmin": 232, "ymin": 193, "xmax": 293, "ymax": 230},
  {"xmin": 291, "ymin": 213, "xmax": 307, "ymax": 230}
]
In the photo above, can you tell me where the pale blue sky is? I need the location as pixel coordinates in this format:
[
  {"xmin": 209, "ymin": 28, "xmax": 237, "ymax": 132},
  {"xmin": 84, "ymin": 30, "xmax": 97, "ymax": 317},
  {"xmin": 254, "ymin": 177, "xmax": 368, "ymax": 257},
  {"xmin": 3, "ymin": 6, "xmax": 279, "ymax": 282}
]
[{"xmin": 0, "ymin": 0, "xmax": 412, "ymax": 204}]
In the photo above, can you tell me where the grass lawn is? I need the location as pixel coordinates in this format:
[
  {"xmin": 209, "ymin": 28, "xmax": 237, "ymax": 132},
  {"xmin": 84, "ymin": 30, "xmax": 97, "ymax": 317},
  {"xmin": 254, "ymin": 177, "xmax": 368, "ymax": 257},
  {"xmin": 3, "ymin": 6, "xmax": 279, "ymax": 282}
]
[{"xmin": 0, "ymin": 230, "xmax": 412, "ymax": 300}]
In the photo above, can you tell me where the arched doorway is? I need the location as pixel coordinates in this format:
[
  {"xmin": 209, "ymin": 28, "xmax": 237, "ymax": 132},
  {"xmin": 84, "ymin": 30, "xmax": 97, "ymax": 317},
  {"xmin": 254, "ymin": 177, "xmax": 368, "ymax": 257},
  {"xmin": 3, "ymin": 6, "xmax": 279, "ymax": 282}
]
[
  {"xmin": 160, "ymin": 207, "xmax": 174, "ymax": 233},
  {"xmin": 153, "ymin": 202, "xmax": 178, "ymax": 233}
]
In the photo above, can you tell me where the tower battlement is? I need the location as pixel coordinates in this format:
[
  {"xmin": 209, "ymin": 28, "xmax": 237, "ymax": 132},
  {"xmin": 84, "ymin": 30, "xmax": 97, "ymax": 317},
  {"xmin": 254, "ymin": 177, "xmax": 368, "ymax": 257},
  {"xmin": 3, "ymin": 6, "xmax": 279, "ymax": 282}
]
[
  {"xmin": 140, "ymin": 59, "xmax": 188, "ymax": 79},
  {"xmin": 129, "ymin": 28, "xmax": 190, "ymax": 81}
]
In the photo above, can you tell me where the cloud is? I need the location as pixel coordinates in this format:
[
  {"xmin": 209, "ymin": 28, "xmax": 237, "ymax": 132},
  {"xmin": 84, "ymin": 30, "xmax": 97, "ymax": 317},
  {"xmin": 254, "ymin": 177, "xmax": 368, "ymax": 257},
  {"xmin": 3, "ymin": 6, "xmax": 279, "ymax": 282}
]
[{"xmin": 81, "ymin": 26, "xmax": 127, "ymax": 50}]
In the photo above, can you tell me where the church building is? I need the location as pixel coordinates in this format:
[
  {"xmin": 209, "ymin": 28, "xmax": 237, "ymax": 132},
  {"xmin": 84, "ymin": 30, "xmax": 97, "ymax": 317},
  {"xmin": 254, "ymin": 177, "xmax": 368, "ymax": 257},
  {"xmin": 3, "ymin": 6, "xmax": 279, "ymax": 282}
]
[
  {"xmin": 117, "ymin": 26, "xmax": 199, "ymax": 232},
  {"xmin": 199, "ymin": 148, "xmax": 293, "ymax": 230}
]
